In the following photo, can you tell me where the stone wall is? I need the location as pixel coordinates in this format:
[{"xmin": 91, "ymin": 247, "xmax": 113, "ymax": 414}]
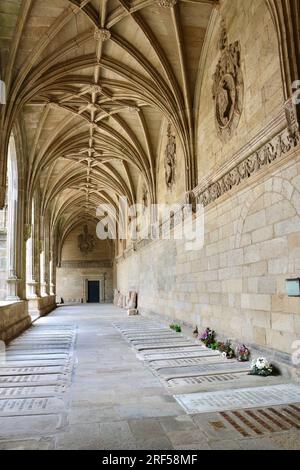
[
  {"xmin": 196, "ymin": 0, "xmax": 284, "ymax": 180},
  {"xmin": 56, "ymin": 266, "xmax": 113, "ymax": 303},
  {"xmin": 0, "ymin": 301, "xmax": 31, "ymax": 343},
  {"xmin": 116, "ymin": 152, "xmax": 300, "ymax": 357},
  {"xmin": 116, "ymin": 0, "xmax": 300, "ymax": 359},
  {"xmin": 56, "ymin": 222, "xmax": 113, "ymax": 303}
]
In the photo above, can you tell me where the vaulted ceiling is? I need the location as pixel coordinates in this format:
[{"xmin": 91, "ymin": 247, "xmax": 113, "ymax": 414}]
[{"xmin": 0, "ymin": 0, "xmax": 217, "ymax": 240}]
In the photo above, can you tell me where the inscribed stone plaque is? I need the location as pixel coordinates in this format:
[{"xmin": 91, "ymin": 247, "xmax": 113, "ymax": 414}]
[
  {"xmin": 0, "ymin": 385, "xmax": 64, "ymax": 398},
  {"xmin": 0, "ymin": 397, "xmax": 65, "ymax": 416},
  {"xmin": 155, "ymin": 361, "xmax": 251, "ymax": 377},
  {"xmin": 174, "ymin": 384, "xmax": 300, "ymax": 414}
]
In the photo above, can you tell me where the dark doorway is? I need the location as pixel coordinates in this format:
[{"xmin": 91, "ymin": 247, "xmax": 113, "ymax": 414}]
[{"xmin": 87, "ymin": 281, "xmax": 100, "ymax": 303}]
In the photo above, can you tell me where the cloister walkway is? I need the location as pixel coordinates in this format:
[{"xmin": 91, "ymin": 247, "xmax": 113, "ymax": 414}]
[{"xmin": 0, "ymin": 305, "xmax": 299, "ymax": 450}]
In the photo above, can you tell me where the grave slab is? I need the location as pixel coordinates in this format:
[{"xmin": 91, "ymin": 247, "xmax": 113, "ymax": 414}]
[
  {"xmin": 174, "ymin": 384, "xmax": 300, "ymax": 414},
  {"xmin": 0, "ymin": 397, "xmax": 66, "ymax": 416},
  {"xmin": 0, "ymin": 385, "xmax": 66, "ymax": 398}
]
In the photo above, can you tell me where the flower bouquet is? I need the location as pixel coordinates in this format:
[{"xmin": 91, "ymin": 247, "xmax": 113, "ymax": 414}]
[
  {"xmin": 236, "ymin": 344, "xmax": 251, "ymax": 362},
  {"xmin": 199, "ymin": 328, "xmax": 216, "ymax": 348},
  {"xmin": 249, "ymin": 357, "xmax": 273, "ymax": 376},
  {"xmin": 218, "ymin": 341, "xmax": 235, "ymax": 359}
]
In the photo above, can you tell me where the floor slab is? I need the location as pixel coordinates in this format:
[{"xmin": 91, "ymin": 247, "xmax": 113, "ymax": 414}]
[{"xmin": 0, "ymin": 304, "xmax": 299, "ymax": 450}]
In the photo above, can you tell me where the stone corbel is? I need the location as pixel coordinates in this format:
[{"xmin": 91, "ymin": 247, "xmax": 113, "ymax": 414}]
[{"xmin": 285, "ymin": 98, "xmax": 299, "ymax": 137}]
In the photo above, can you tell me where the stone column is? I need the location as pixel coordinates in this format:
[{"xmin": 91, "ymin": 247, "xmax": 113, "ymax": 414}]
[
  {"xmin": 25, "ymin": 224, "xmax": 39, "ymax": 299},
  {"xmin": 6, "ymin": 171, "xmax": 20, "ymax": 301},
  {"xmin": 49, "ymin": 251, "xmax": 56, "ymax": 296},
  {"xmin": 39, "ymin": 245, "xmax": 48, "ymax": 297}
]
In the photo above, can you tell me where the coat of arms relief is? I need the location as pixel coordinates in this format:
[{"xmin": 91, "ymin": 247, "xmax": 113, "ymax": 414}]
[
  {"xmin": 212, "ymin": 20, "xmax": 244, "ymax": 142},
  {"xmin": 78, "ymin": 224, "xmax": 96, "ymax": 254},
  {"xmin": 164, "ymin": 123, "xmax": 176, "ymax": 190}
]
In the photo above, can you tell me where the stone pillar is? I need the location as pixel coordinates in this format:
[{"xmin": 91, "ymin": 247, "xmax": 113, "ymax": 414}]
[
  {"xmin": 6, "ymin": 167, "xmax": 20, "ymax": 301},
  {"xmin": 40, "ymin": 247, "xmax": 48, "ymax": 297},
  {"xmin": 25, "ymin": 224, "xmax": 39, "ymax": 299},
  {"xmin": 49, "ymin": 252, "xmax": 56, "ymax": 296}
]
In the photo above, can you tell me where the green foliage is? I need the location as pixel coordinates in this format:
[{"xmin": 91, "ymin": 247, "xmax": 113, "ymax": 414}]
[{"xmin": 170, "ymin": 324, "xmax": 182, "ymax": 333}]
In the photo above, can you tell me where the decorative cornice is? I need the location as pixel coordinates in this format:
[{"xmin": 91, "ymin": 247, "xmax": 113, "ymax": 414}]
[{"xmin": 196, "ymin": 125, "xmax": 300, "ymax": 207}]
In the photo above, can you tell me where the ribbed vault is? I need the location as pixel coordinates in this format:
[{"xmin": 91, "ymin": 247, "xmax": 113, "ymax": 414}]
[{"xmin": 0, "ymin": 0, "xmax": 217, "ymax": 245}]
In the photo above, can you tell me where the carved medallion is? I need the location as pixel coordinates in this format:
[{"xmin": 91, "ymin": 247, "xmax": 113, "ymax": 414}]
[
  {"xmin": 212, "ymin": 20, "xmax": 244, "ymax": 142},
  {"xmin": 164, "ymin": 123, "xmax": 176, "ymax": 190},
  {"xmin": 78, "ymin": 225, "xmax": 95, "ymax": 254}
]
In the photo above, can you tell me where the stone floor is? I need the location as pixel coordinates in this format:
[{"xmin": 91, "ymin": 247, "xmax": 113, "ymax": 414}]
[{"xmin": 0, "ymin": 304, "xmax": 300, "ymax": 450}]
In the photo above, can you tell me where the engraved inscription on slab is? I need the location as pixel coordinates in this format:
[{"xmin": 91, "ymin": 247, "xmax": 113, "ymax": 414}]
[{"xmin": 175, "ymin": 384, "xmax": 300, "ymax": 414}]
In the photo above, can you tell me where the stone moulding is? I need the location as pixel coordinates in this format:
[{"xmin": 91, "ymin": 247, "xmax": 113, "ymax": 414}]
[
  {"xmin": 196, "ymin": 125, "xmax": 300, "ymax": 207},
  {"xmin": 60, "ymin": 260, "xmax": 112, "ymax": 269}
]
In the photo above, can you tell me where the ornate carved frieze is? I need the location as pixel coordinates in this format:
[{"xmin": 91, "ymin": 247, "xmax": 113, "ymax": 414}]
[
  {"xmin": 212, "ymin": 20, "xmax": 244, "ymax": 142},
  {"xmin": 164, "ymin": 123, "xmax": 176, "ymax": 190},
  {"xmin": 197, "ymin": 126, "xmax": 300, "ymax": 207}
]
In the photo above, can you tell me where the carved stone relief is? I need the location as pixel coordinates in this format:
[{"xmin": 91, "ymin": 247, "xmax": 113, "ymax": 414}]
[
  {"xmin": 212, "ymin": 20, "xmax": 244, "ymax": 142},
  {"xmin": 197, "ymin": 126, "xmax": 300, "ymax": 207},
  {"xmin": 78, "ymin": 225, "xmax": 96, "ymax": 254},
  {"xmin": 164, "ymin": 124, "xmax": 176, "ymax": 190}
]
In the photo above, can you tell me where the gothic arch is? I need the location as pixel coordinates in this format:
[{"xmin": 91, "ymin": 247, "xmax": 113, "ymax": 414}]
[{"xmin": 235, "ymin": 175, "xmax": 300, "ymax": 249}]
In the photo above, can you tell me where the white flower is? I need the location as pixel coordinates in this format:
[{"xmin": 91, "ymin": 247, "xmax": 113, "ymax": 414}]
[
  {"xmin": 221, "ymin": 352, "xmax": 227, "ymax": 359},
  {"xmin": 255, "ymin": 357, "xmax": 269, "ymax": 370}
]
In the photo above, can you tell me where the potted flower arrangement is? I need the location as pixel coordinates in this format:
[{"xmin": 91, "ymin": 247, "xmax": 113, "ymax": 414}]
[
  {"xmin": 249, "ymin": 357, "xmax": 273, "ymax": 376},
  {"xmin": 170, "ymin": 323, "xmax": 182, "ymax": 333},
  {"xmin": 236, "ymin": 344, "xmax": 251, "ymax": 362},
  {"xmin": 218, "ymin": 341, "xmax": 235, "ymax": 359},
  {"xmin": 199, "ymin": 328, "xmax": 216, "ymax": 348}
]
